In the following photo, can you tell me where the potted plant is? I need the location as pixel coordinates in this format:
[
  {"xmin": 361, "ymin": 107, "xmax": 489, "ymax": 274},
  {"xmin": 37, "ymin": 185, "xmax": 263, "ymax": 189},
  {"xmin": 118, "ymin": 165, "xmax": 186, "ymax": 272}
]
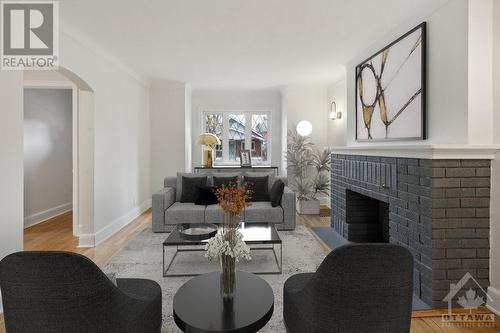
[{"xmin": 286, "ymin": 129, "xmax": 331, "ymax": 214}]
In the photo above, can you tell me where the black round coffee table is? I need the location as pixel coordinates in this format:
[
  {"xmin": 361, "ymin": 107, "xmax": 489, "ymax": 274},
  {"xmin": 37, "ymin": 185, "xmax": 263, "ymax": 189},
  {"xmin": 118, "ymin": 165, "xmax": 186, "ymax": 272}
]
[{"xmin": 173, "ymin": 271, "xmax": 274, "ymax": 333}]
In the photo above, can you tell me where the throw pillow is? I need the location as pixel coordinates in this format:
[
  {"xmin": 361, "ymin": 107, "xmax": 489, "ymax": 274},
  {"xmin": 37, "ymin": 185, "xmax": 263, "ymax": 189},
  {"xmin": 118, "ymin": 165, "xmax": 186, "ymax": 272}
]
[
  {"xmin": 269, "ymin": 179, "xmax": 285, "ymax": 207},
  {"xmin": 195, "ymin": 185, "xmax": 218, "ymax": 205},
  {"xmin": 243, "ymin": 171, "xmax": 275, "ymax": 191},
  {"xmin": 244, "ymin": 175, "xmax": 269, "ymax": 202},
  {"xmin": 176, "ymin": 172, "xmax": 208, "ymax": 201},
  {"xmin": 213, "ymin": 176, "xmax": 238, "ymax": 188},
  {"xmin": 180, "ymin": 176, "xmax": 207, "ymax": 203}
]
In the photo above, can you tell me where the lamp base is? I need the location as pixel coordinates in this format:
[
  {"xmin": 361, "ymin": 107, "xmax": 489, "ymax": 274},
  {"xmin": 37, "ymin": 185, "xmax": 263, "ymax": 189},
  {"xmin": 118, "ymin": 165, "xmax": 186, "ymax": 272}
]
[{"xmin": 202, "ymin": 147, "xmax": 213, "ymax": 168}]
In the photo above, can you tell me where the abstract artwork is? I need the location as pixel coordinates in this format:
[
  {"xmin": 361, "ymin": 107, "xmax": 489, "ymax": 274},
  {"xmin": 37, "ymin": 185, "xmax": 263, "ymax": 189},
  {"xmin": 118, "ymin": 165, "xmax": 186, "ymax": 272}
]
[{"xmin": 356, "ymin": 23, "xmax": 426, "ymax": 141}]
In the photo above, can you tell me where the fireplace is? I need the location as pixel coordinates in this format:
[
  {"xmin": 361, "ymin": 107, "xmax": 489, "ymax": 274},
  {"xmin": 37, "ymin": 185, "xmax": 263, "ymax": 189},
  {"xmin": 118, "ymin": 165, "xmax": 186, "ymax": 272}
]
[
  {"xmin": 346, "ymin": 190, "xmax": 389, "ymax": 243},
  {"xmin": 331, "ymin": 153, "xmax": 491, "ymax": 308}
]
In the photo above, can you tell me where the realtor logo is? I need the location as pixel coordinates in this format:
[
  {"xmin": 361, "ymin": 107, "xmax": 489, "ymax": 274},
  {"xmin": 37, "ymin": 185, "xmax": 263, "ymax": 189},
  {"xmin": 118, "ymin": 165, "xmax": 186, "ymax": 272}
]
[
  {"xmin": 441, "ymin": 272, "xmax": 495, "ymax": 327},
  {"xmin": 1, "ymin": 1, "xmax": 59, "ymax": 70}
]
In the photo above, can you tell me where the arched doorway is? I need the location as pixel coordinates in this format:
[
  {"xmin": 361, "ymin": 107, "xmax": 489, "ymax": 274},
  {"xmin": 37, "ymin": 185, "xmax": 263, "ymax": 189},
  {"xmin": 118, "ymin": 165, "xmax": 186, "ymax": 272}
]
[{"xmin": 23, "ymin": 67, "xmax": 95, "ymax": 248}]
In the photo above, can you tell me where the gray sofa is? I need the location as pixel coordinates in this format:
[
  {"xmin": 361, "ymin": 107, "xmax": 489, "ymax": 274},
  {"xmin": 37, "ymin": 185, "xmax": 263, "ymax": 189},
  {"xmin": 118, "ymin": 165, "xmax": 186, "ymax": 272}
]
[{"xmin": 152, "ymin": 171, "xmax": 296, "ymax": 232}]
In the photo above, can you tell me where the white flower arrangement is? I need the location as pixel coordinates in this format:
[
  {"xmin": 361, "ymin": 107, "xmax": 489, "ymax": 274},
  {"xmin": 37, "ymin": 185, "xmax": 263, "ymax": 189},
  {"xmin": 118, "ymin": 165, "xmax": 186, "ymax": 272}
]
[{"xmin": 205, "ymin": 231, "xmax": 251, "ymax": 262}]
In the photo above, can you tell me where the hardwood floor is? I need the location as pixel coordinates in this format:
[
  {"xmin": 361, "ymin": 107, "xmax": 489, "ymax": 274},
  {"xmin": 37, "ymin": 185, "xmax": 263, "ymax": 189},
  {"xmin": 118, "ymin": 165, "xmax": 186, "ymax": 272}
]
[{"xmin": 1, "ymin": 211, "xmax": 498, "ymax": 332}]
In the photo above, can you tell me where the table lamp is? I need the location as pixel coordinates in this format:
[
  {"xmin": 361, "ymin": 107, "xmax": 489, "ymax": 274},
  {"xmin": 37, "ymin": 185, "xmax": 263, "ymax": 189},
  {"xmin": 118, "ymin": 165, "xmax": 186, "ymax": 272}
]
[{"xmin": 196, "ymin": 133, "xmax": 221, "ymax": 168}]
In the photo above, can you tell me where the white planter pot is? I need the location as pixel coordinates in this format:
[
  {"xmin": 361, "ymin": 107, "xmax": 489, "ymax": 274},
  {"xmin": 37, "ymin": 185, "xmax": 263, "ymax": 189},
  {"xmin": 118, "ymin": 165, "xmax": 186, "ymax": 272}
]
[{"xmin": 296, "ymin": 198, "xmax": 320, "ymax": 215}]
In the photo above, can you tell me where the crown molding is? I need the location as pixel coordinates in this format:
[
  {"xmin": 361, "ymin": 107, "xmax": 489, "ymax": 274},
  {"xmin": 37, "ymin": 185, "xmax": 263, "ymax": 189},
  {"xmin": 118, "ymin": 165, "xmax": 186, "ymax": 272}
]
[{"xmin": 331, "ymin": 145, "xmax": 500, "ymax": 160}]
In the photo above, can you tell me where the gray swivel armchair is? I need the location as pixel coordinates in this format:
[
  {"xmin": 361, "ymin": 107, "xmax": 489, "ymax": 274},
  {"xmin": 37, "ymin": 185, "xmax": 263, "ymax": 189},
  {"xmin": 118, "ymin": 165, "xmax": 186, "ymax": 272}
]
[
  {"xmin": 0, "ymin": 251, "xmax": 162, "ymax": 333},
  {"xmin": 283, "ymin": 243, "xmax": 414, "ymax": 333}
]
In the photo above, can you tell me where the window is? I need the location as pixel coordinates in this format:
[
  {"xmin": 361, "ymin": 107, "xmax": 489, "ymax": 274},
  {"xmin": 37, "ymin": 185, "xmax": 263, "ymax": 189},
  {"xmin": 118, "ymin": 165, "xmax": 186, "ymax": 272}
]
[
  {"xmin": 228, "ymin": 114, "xmax": 245, "ymax": 163},
  {"xmin": 203, "ymin": 114, "xmax": 223, "ymax": 162},
  {"xmin": 251, "ymin": 114, "xmax": 269, "ymax": 163},
  {"xmin": 203, "ymin": 111, "xmax": 271, "ymax": 165}
]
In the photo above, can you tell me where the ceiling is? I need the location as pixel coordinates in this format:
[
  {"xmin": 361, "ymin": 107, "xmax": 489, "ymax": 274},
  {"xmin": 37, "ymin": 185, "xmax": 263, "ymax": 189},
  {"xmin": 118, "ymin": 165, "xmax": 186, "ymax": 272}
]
[{"xmin": 59, "ymin": 0, "xmax": 448, "ymax": 89}]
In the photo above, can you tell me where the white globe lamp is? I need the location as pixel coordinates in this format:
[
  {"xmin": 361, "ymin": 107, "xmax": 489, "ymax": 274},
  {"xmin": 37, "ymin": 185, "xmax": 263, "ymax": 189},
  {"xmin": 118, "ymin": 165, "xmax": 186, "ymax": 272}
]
[{"xmin": 296, "ymin": 120, "xmax": 312, "ymax": 137}]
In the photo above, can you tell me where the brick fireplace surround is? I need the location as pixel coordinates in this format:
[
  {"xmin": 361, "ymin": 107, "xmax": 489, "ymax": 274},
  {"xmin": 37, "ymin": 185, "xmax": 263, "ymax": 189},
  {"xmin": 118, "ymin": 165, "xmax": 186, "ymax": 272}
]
[{"xmin": 330, "ymin": 147, "xmax": 495, "ymax": 308}]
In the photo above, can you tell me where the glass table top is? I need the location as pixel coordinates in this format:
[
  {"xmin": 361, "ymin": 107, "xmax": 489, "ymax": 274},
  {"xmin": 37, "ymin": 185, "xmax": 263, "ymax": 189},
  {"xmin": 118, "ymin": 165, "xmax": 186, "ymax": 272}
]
[{"xmin": 164, "ymin": 223, "xmax": 281, "ymax": 246}]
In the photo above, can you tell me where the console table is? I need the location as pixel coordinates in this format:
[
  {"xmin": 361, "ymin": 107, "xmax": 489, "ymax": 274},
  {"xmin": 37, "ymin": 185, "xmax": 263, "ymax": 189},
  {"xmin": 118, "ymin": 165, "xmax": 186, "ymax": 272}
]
[{"xmin": 193, "ymin": 165, "xmax": 278, "ymax": 175}]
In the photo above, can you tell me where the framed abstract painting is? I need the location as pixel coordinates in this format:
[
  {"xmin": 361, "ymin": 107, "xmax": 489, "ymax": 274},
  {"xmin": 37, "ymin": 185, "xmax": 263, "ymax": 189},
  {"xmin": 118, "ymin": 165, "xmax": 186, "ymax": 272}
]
[{"xmin": 356, "ymin": 22, "xmax": 427, "ymax": 141}]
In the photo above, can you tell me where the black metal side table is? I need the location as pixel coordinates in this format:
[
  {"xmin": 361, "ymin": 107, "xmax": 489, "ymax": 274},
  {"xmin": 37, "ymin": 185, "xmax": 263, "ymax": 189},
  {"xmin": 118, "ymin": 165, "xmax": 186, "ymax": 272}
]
[{"xmin": 173, "ymin": 271, "xmax": 274, "ymax": 333}]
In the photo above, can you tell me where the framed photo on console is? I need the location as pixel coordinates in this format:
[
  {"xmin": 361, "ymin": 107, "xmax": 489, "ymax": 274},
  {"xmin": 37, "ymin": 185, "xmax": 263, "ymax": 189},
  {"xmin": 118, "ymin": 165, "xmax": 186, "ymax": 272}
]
[
  {"xmin": 240, "ymin": 150, "xmax": 252, "ymax": 167},
  {"xmin": 355, "ymin": 22, "xmax": 427, "ymax": 141}
]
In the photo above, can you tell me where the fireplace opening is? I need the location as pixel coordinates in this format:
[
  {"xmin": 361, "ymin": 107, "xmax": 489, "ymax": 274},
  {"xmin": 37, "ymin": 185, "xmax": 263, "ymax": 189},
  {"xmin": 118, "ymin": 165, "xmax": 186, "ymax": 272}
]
[{"xmin": 345, "ymin": 190, "xmax": 389, "ymax": 243}]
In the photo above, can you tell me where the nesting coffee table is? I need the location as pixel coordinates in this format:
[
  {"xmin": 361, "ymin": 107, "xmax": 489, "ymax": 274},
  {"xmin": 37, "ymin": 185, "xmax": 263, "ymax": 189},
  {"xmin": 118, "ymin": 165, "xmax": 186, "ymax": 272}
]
[{"xmin": 163, "ymin": 223, "xmax": 282, "ymax": 277}]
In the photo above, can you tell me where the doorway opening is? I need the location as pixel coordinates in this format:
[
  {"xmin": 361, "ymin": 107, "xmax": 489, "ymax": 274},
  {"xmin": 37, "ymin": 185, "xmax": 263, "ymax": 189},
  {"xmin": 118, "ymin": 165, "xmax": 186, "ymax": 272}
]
[
  {"xmin": 23, "ymin": 68, "xmax": 95, "ymax": 250},
  {"xmin": 23, "ymin": 87, "xmax": 74, "ymax": 248}
]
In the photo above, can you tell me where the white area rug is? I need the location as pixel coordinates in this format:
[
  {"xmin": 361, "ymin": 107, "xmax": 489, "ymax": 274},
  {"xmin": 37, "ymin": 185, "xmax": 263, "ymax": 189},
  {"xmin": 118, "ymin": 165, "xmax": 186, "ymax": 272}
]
[{"xmin": 104, "ymin": 225, "xmax": 328, "ymax": 333}]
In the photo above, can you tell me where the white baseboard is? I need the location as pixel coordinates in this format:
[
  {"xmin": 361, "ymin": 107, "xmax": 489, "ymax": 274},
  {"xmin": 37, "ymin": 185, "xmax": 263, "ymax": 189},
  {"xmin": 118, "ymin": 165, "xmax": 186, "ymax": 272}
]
[
  {"xmin": 77, "ymin": 233, "xmax": 96, "ymax": 248},
  {"xmin": 487, "ymin": 286, "xmax": 500, "ymax": 315},
  {"xmin": 24, "ymin": 202, "xmax": 73, "ymax": 228},
  {"xmin": 77, "ymin": 199, "xmax": 151, "ymax": 248}
]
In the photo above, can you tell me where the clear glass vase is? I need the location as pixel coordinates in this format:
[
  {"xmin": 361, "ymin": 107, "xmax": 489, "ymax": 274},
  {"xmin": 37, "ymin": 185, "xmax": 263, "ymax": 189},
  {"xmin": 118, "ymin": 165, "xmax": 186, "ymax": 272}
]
[
  {"xmin": 219, "ymin": 211, "xmax": 240, "ymax": 300},
  {"xmin": 220, "ymin": 253, "xmax": 236, "ymax": 300}
]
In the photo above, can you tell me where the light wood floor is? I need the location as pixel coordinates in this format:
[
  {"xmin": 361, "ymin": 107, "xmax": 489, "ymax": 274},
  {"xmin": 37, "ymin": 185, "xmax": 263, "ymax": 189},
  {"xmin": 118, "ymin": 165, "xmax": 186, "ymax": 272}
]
[{"xmin": 1, "ymin": 211, "xmax": 498, "ymax": 333}]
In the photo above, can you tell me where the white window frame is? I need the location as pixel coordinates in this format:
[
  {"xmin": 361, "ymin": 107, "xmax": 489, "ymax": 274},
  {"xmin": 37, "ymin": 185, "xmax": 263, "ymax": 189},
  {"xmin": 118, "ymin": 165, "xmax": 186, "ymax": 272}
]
[{"xmin": 200, "ymin": 108, "xmax": 272, "ymax": 166}]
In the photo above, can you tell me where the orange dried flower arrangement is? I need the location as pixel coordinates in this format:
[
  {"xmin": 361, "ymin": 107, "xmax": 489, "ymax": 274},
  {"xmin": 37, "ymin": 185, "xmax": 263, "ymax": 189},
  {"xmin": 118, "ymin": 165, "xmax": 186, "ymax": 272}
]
[{"xmin": 214, "ymin": 182, "xmax": 252, "ymax": 214}]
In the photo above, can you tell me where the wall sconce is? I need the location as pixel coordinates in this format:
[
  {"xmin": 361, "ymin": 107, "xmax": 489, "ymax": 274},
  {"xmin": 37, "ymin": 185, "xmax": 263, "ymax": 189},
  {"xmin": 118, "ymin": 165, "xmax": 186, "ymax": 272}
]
[{"xmin": 329, "ymin": 101, "xmax": 342, "ymax": 120}]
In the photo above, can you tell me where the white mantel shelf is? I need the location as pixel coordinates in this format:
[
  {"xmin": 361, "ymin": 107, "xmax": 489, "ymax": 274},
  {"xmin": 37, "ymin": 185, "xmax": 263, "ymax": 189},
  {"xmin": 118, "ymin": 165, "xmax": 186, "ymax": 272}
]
[{"xmin": 330, "ymin": 145, "xmax": 500, "ymax": 160}]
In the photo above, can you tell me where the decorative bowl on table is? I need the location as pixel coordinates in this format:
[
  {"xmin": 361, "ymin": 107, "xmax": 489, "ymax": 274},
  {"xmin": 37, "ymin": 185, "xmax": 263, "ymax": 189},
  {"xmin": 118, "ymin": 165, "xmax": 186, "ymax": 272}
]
[{"xmin": 178, "ymin": 223, "xmax": 218, "ymax": 241}]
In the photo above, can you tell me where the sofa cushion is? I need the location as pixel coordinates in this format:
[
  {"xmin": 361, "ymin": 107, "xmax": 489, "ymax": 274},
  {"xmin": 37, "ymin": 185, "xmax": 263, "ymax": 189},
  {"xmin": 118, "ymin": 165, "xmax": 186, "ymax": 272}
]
[
  {"xmin": 180, "ymin": 176, "xmax": 208, "ymax": 203},
  {"xmin": 270, "ymin": 179, "xmax": 285, "ymax": 207},
  {"xmin": 164, "ymin": 202, "xmax": 206, "ymax": 225},
  {"xmin": 244, "ymin": 202, "xmax": 283, "ymax": 223},
  {"xmin": 244, "ymin": 175, "xmax": 270, "ymax": 202},
  {"xmin": 210, "ymin": 172, "xmax": 242, "ymax": 186},
  {"xmin": 243, "ymin": 171, "xmax": 275, "ymax": 191},
  {"xmin": 213, "ymin": 176, "xmax": 239, "ymax": 188},
  {"xmin": 195, "ymin": 185, "xmax": 218, "ymax": 206},
  {"xmin": 176, "ymin": 172, "xmax": 207, "ymax": 202},
  {"xmin": 205, "ymin": 204, "xmax": 225, "ymax": 224}
]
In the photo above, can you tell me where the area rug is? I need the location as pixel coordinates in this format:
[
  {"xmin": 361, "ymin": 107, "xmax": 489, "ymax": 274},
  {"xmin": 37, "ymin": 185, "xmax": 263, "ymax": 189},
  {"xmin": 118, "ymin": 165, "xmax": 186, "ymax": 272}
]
[{"xmin": 104, "ymin": 225, "xmax": 328, "ymax": 333}]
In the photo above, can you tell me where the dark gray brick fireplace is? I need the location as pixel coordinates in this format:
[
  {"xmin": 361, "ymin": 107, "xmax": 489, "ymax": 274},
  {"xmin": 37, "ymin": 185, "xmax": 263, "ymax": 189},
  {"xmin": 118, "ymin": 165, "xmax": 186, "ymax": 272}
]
[{"xmin": 331, "ymin": 154, "xmax": 491, "ymax": 307}]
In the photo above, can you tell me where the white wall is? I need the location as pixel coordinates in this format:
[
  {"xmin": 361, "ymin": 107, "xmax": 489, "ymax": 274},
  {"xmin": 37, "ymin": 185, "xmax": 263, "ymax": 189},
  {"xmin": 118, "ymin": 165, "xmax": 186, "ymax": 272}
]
[
  {"xmin": 494, "ymin": 0, "xmax": 500, "ymax": 144},
  {"xmin": 150, "ymin": 80, "xmax": 187, "ymax": 193},
  {"xmin": 488, "ymin": 0, "xmax": 500, "ymax": 315},
  {"xmin": 23, "ymin": 89, "xmax": 73, "ymax": 228},
  {"xmin": 0, "ymin": 72, "xmax": 24, "ymax": 312},
  {"xmin": 345, "ymin": 0, "xmax": 469, "ymax": 146},
  {"xmin": 185, "ymin": 84, "xmax": 193, "ymax": 172},
  {"xmin": 0, "ymin": 72, "xmax": 24, "ymax": 259},
  {"xmin": 59, "ymin": 31, "xmax": 151, "ymax": 242},
  {"xmin": 468, "ymin": 0, "xmax": 494, "ymax": 145},
  {"xmin": 284, "ymin": 84, "xmax": 329, "ymax": 150},
  {"xmin": 327, "ymin": 79, "xmax": 347, "ymax": 147},
  {"xmin": 191, "ymin": 89, "xmax": 282, "ymax": 171}
]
